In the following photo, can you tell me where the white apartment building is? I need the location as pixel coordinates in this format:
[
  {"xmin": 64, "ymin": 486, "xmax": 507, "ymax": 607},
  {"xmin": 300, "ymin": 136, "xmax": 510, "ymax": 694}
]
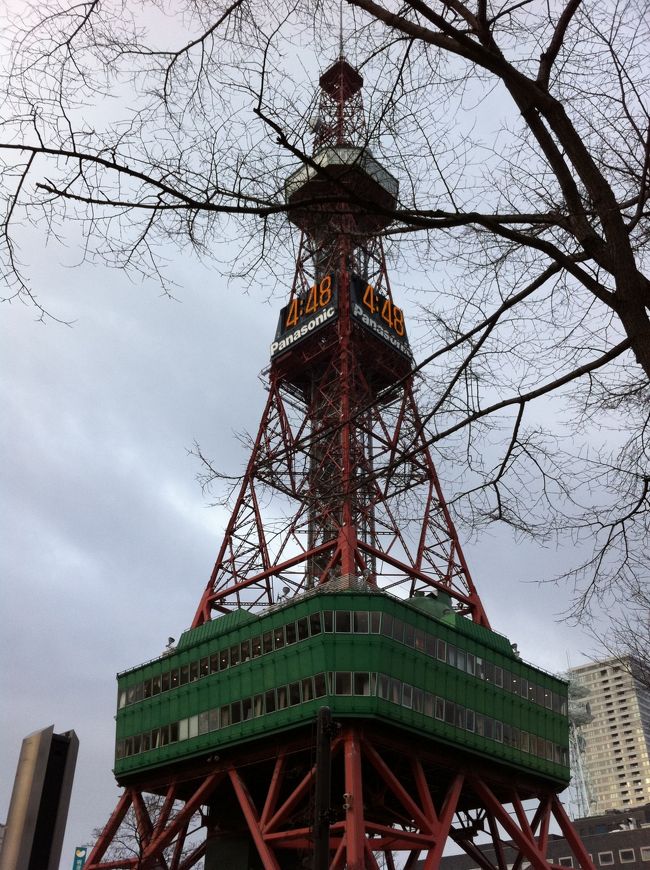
[{"xmin": 570, "ymin": 657, "xmax": 650, "ymax": 814}]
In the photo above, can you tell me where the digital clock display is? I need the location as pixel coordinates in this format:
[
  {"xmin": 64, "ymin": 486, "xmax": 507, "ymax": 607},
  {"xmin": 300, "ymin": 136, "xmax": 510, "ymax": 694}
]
[
  {"xmin": 271, "ymin": 274, "xmax": 338, "ymax": 358},
  {"xmin": 350, "ymin": 275, "xmax": 411, "ymax": 357}
]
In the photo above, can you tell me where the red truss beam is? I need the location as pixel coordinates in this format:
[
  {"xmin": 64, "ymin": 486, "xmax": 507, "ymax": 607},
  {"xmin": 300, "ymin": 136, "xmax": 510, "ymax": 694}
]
[
  {"xmin": 192, "ymin": 253, "xmax": 488, "ymax": 627},
  {"xmin": 86, "ymin": 726, "xmax": 595, "ymax": 870}
]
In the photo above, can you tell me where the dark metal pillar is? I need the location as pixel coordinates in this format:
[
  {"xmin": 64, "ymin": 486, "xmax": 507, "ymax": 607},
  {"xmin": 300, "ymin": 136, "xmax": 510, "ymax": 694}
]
[{"xmin": 313, "ymin": 707, "xmax": 333, "ymax": 870}]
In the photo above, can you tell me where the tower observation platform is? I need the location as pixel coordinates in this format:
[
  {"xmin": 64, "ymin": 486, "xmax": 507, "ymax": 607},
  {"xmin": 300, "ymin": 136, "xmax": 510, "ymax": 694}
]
[{"xmin": 87, "ymin": 58, "xmax": 594, "ymax": 870}]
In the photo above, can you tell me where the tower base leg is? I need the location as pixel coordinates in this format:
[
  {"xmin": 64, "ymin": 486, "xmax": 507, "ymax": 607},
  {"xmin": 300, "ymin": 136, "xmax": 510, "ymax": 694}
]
[{"xmin": 87, "ymin": 725, "xmax": 594, "ymax": 870}]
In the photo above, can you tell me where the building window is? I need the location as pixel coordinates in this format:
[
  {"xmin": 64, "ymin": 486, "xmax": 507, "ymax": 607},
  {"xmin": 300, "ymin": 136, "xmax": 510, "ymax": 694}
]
[
  {"xmin": 598, "ymin": 852, "xmax": 614, "ymax": 866},
  {"xmin": 558, "ymin": 858, "xmax": 573, "ymax": 867},
  {"xmin": 619, "ymin": 850, "xmax": 635, "ymax": 863},
  {"xmin": 639, "ymin": 846, "xmax": 650, "ymax": 861},
  {"xmin": 335, "ymin": 610, "xmax": 351, "ymax": 632}
]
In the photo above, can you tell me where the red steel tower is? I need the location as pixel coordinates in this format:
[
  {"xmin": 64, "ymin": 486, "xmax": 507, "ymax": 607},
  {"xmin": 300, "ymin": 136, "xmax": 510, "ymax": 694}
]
[{"xmin": 87, "ymin": 59, "xmax": 594, "ymax": 870}]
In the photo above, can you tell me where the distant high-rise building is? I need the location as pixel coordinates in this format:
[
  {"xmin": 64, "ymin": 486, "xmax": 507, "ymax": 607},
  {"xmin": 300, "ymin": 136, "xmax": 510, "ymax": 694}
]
[{"xmin": 569, "ymin": 656, "xmax": 650, "ymax": 814}]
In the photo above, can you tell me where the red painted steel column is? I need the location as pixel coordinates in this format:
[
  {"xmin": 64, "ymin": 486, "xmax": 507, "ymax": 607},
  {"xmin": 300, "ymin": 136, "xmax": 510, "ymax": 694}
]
[
  {"xmin": 337, "ymin": 250, "xmax": 357, "ymax": 578},
  {"xmin": 228, "ymin": 769, "xmax": 282, "ymax": 870},
  {"xmin": 343, "ymin": 729, "xmax": 365, "ymax": 869},
  {"xmin": 421, "ymin": 773, "xmax": 463, "ymax": 870},
  {"xmin": 551, "ymin": 797, "xmax": 596, "ymax": 870},
  {"xmin": 85, "ymin": 789, "xmax": 133, "ymax": 868}
]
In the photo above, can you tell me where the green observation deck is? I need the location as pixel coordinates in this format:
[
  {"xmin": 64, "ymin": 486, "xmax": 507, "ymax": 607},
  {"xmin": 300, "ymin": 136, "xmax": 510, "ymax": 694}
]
[{"xmin": 115, "ymin": 584, "xmax": 569, "ymax": 789}]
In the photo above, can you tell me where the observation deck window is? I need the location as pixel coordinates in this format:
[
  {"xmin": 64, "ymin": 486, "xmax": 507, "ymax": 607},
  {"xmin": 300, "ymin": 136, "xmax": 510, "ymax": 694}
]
[
  {"xmin": 445, "ymin": 701, "xmax": 456, "ymax": 725},
  {"xmin": 336, "ymin": 610, "xmax": 351, "ymax": 632},
  {"xmin": 354, "ymin": 673, "xmax": 372, "ymax": 696},
  {"xmin": 392, "ymin": 618, "xmax": 405, "ymax": 643},
  {"xmin": 353, "ymin": 612, "xmax": 369, "ymax": 633},
  {"xmin": 302, "ymin": 677, "xmax": 314, "ymax": 701},
  {"xmin": 289, "ymin": 682, "xmax": 301, "ymax": 705},
  {"xmin": 314, "ymin": 673, "xmax": 327, "ymax": 697}
]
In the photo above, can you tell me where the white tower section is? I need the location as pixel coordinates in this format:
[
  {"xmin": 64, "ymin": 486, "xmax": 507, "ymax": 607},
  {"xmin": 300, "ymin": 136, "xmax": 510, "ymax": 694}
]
[{"xmin": 567, "ymin": 677, "xmax": 595, "ymax": 818}]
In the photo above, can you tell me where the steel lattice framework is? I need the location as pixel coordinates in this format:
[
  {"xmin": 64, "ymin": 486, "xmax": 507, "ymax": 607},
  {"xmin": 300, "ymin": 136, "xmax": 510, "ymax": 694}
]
[
  {"xmin": 192, "ymin": 240, "xmax": 488, "ymax": 626},
  {"xmin": 86, "ymin": 56, "xmax": 594, "ymax": 870},
  {"xmin": 88, "ymin": 727, "xmax": 593, "ymax": 870}
]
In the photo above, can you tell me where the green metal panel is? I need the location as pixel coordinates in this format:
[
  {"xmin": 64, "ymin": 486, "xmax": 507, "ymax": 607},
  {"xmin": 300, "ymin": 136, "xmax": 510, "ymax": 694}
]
[{"xmin": 114, "ymin": 591, "xmax": 569, "ymax": 785}]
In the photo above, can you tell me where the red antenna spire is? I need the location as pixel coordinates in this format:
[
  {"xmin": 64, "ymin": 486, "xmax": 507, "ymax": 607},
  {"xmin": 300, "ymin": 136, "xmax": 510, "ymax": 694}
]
[{"xmin": 315, "ymin": 58, "xmax": 365, "ymax": 148}]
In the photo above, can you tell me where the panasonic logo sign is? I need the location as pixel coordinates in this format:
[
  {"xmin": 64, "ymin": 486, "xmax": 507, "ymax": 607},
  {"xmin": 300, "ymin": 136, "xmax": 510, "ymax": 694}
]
[
  {"xmin": 270, "ymin": 306, "xmax": 336, "ymax": 356},
  {"xmin": 352, "ymin": 304, "xmax": 410, "ymax": 355}
]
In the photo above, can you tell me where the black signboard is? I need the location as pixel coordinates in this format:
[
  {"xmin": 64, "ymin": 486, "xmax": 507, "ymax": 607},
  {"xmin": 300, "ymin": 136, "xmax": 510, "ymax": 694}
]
[{"xmin": 350, "ymin": 275, "xmax": 411, "ymax": 357}]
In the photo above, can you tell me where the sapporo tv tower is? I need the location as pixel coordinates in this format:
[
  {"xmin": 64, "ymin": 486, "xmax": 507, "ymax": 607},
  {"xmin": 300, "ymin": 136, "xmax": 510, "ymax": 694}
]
[{"xmin": 87, "ymin": 59, "xmax": 595, "ymax": 869}]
